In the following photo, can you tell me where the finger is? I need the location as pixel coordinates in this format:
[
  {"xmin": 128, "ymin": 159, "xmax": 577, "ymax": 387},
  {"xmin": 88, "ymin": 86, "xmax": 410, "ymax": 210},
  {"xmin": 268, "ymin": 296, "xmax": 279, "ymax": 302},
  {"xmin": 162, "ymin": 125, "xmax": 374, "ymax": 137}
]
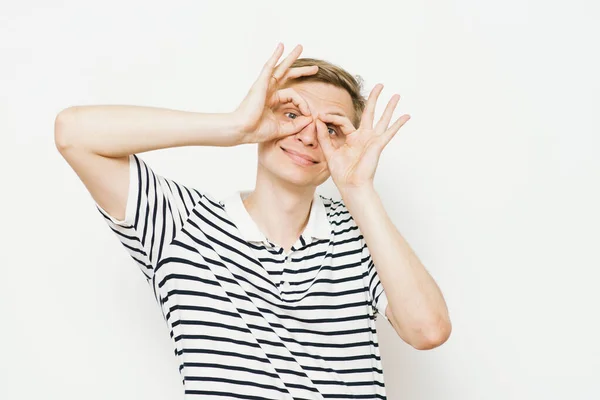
[
  {"xmin": 272, "ymin": 44, "xmax": 304, "ymax": 82},
  {"xmin": 279, "ymin": 65, "xmax": 319, "ymax": 86},
  {"xmin": 270, "ymin": 88, "xmax": 311, "ymax": 116},
  {"xmin": 360, "ymin": 84, "xmax": 384, "ymax": 128},
  {"xmin": 317, "ymin": 113, "xmax": 355, "ymax": 135},
  {"xmin": 379, "ymin": 114, "xmax": 411, "ymax": 148},
  {"xmin": 315, "ymin": 118, "xmax": 336, "ymax": 159},
  {"xmin": 256, "ymin": 43, "xmax": 285, "ymax": 90},
  {"xmin": 375, "ymin": 94, "xmax": 400, "ymax": 134},
  {"xmin": 279, "ymin": 115, "xmax": 313, "ymax": 136}
]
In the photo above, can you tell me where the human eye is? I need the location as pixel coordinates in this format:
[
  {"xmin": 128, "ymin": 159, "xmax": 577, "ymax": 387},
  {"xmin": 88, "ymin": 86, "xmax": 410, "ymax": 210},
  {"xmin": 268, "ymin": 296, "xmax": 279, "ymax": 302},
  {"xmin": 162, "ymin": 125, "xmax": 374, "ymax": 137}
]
[
  {"xmin": 327, "ymin": 125, "xmax": 338, "ymax": 136},
  {"xmin": 284, "ymin": 111, "xmax": 299, "ymax": 119}
]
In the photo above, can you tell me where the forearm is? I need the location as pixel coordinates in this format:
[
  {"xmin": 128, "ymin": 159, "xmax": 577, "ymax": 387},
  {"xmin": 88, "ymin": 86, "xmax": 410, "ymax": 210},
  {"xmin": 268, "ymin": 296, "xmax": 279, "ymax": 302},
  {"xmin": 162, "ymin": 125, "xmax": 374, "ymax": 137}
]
[
  {"xmin": 54, "ymin": 105, "xmax": 243, "ymax": 158},
  {"xmin": 341, "ymin": 185, "xmax": 451, "ymax": 348}
]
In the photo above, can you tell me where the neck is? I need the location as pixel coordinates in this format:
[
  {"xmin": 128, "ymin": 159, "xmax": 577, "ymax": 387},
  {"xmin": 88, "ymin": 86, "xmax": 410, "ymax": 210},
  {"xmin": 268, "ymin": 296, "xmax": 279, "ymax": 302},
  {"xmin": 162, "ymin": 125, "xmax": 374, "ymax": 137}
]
[{"xmin": 243, "ymin": 173, "xmax": 315, "ymax": 252}]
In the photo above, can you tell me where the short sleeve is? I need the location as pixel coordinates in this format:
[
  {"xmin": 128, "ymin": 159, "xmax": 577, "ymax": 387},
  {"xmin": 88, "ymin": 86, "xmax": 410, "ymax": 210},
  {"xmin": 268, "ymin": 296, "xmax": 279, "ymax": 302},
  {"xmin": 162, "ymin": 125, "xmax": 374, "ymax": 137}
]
[
  {"xmin": 361, "ymin": 237, "xmax": 390, "ymax": 323},
  {"xmin": 95, "ymin": 154, "xmax": 203, "ymax": 281}
]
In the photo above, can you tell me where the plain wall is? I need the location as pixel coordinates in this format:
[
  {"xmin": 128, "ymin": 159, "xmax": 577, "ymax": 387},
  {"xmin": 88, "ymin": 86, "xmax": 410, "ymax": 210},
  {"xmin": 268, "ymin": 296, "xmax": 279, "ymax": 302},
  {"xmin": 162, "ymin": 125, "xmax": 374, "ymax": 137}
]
[{"xmin": 1, "ymin": 1, "xmax": 599, "ymax": 399}]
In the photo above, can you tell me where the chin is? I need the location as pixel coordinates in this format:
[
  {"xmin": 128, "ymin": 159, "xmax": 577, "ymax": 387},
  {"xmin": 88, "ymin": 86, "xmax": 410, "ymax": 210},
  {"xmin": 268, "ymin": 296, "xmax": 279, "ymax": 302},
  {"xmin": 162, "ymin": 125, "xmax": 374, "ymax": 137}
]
[
  {"xmin": 280, "ymin": 165, "xmax": 330, "ymax": 189},
  {"xmin": 270, "ymin": 161, "xmax": 314, "ymax": 187}
]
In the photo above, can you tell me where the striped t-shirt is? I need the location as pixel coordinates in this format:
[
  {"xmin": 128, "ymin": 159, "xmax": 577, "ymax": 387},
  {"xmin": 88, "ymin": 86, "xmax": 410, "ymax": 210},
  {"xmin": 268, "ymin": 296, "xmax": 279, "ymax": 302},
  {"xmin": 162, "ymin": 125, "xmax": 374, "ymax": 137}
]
[{"xmin": 96, "ymin": 153, "xmax": 391, "ymax": 399}]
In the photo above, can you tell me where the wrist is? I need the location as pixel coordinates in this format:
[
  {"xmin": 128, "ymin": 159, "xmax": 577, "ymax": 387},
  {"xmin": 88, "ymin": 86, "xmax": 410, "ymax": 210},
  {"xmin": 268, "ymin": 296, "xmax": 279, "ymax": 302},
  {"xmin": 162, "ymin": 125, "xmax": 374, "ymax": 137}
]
[
  {"xmin": 339, "ymin": 182, "xmax": 375, "ymax": 199},
  {"xmin": 194, "ymin": 112, "xmax": 246, "ymax": 147},
  {"xmin": 340, "ymin": 184, "xmax": 380, "ymax": 223},
  {"xmin": 227, "ymin": 110, "xmax": 257, "ymax": 146}
]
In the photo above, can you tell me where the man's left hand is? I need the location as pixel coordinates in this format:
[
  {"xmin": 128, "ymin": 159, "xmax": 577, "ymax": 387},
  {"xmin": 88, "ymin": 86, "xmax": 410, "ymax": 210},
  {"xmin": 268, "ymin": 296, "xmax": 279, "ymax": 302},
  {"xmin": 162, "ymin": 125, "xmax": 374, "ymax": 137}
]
[{"xmin": 314, "ymin": 84, "xmax": 411, "ymax": 193}]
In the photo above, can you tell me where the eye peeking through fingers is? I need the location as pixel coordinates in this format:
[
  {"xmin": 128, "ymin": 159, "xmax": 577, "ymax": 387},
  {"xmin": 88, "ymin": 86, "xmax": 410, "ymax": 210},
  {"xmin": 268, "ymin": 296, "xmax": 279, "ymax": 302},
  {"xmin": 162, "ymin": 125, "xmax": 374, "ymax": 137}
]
[
  {"xmin": 284, "ymin": 111, "xmax": 299, "ymax": 120},
  {"xmin": 284, "ymin": 111, "xmax": 338, "ymax": 136}
]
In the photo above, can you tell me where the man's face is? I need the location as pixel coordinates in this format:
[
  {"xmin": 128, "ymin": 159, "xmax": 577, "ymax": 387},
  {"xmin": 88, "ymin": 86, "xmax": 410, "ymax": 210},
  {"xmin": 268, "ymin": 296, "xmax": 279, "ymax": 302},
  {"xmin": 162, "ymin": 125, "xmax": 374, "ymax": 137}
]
[{"xmin": 257, "ymin": 80, "xmax": 355, "ymax": 189}]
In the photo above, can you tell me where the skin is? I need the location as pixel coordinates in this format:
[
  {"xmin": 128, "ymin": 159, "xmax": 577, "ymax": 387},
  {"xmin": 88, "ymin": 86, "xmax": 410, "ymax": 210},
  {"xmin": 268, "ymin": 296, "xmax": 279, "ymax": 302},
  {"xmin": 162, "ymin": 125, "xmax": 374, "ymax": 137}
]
[
  {"xmin": 242, "ymin": 80, "xmax": 353, "ymax": 253},
  {"xmin": 238, "ymin": 43, "xmax": 451, "ymax": 348},
  {"xmin": 55, "ymin": 40, "xmax": 450, "ymax": 348}
]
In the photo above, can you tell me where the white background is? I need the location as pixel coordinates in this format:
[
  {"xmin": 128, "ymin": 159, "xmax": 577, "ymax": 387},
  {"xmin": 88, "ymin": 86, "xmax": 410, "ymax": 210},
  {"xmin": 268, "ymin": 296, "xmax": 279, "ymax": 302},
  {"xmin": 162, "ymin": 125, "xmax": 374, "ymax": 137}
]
[{"xmin": 1, "ymin": 1, "xmax": 599, "ymax": 399}]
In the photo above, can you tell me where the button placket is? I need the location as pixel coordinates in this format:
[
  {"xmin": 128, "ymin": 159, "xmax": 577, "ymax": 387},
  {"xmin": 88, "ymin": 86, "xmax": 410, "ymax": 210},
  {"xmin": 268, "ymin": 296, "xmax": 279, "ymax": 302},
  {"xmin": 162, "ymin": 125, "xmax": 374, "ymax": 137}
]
[{"xmin": 281, "ymin": 254, "xmax": 292, "ymax": 291}]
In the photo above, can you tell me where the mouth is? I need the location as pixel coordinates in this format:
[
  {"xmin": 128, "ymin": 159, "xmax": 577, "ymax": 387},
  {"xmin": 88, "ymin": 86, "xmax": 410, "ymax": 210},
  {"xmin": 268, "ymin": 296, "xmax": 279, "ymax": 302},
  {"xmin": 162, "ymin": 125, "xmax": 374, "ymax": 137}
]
[{"xmin": 281, "ymin": 147, "xmax": 318, "ymax": 165}]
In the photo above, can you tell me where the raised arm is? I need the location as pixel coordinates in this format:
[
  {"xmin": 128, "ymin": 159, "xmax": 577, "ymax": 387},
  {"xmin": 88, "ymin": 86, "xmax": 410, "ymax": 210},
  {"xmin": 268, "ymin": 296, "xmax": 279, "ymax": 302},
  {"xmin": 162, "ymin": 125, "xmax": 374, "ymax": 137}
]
[{"xmin": 54, "ymin": 43, "xmax": 317, "ymax": 221}]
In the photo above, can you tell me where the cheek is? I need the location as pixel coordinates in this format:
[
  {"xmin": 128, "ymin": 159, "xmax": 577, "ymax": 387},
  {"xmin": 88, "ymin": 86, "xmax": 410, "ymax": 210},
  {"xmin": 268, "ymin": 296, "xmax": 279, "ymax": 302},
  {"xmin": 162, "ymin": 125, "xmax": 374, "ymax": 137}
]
[{"xmin": 257, "ymin": 140, "xmax": 286, "ymax": 167}]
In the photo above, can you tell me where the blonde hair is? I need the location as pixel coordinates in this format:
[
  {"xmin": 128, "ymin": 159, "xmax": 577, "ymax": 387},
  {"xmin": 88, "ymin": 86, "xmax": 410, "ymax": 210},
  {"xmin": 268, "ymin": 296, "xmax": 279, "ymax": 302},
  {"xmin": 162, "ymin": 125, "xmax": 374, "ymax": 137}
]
[{"xmin": 286, "ymin": 58, "xmax": 366, "ymax": 127}]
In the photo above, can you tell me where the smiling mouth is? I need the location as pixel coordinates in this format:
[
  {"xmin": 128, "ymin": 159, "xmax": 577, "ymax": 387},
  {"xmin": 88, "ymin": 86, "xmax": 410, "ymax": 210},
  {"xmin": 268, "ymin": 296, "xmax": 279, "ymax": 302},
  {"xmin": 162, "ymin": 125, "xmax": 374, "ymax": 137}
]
[{"xmin": 281, "ymin": 147, "xmax": 318, "ymax": 165}]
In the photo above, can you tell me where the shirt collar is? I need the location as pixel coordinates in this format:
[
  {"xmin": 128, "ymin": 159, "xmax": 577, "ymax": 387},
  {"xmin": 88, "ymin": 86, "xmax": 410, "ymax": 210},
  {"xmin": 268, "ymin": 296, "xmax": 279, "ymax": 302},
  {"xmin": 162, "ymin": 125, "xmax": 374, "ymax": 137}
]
[{"xmin": 222, "ymin": 190, "xmax": 330, "ymax": 244}]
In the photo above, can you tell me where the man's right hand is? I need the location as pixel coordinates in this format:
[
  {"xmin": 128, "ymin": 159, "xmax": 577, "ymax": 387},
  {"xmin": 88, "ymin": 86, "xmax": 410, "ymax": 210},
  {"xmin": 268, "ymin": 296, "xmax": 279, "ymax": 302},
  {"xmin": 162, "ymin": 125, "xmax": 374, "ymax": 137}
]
[{"xmin": 233, "ymin": 43, "xmax": 318, "ymax": 144}]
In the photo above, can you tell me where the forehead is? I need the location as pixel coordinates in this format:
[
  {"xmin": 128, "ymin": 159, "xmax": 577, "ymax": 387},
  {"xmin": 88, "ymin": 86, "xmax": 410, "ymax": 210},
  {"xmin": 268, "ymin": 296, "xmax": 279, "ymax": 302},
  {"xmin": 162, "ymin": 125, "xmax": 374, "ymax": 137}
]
[{"xmin": 285, "ymin": 80, "xmax": 354, "ymax": 119}]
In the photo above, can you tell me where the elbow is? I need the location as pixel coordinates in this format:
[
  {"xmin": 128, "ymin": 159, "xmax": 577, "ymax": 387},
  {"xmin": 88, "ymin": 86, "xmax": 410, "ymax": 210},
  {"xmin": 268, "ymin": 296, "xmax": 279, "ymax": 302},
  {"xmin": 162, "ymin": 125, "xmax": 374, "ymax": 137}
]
[
  {"xmin": 411, "ymin": 318, "xmax": 452, "ymax": 351},
  {"xmin": 54, "ymin": 106, "xmax": 78, "ymax": 152}
]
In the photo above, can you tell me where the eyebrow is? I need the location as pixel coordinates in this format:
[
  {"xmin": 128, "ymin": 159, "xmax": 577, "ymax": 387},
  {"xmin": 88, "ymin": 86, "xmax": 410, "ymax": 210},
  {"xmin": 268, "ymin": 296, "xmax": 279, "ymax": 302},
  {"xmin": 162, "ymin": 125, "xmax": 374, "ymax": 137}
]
[{"xmin": 275, "ymin": 104, "xmax": 349, "ymax": 119}]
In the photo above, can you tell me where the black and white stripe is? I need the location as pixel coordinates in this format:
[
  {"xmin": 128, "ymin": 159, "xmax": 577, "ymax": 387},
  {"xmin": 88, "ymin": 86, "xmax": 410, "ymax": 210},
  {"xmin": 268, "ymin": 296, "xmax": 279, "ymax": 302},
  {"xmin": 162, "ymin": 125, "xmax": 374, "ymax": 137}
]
[{"xmin": 96, "ymin": 154, "xmax": 390, "ymax": 399}]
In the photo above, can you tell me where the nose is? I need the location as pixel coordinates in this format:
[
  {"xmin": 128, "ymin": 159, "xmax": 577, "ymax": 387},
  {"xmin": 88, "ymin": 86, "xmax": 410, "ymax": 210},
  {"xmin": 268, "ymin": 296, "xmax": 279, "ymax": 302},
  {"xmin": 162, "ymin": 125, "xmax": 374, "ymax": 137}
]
[{"xmin": 295, "ymin": 116, "xmax": 319, "ymax": 147}]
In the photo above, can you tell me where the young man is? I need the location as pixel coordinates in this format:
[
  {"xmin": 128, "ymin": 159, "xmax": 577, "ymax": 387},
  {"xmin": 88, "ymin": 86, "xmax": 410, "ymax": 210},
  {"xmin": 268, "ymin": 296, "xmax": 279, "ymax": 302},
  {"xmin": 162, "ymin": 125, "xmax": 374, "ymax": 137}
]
[{"xmin": 55, "ymin": 43, "xmax": 451, "ymax": 399}]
